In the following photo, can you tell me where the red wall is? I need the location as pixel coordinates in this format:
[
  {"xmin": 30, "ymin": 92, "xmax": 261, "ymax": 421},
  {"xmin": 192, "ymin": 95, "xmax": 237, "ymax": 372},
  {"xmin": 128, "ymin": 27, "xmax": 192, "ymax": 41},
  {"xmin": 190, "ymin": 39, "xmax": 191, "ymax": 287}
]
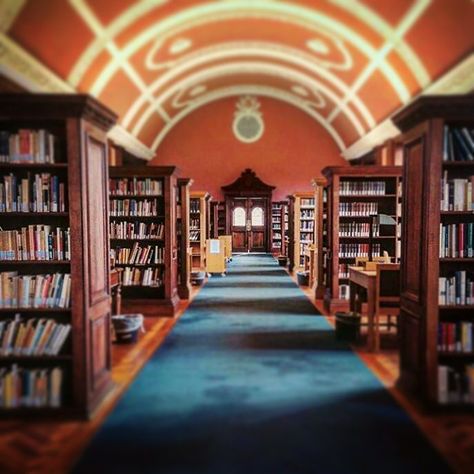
[{"xmin": 149, "ymin": 96, "xmax": 347, "ymax": 200}]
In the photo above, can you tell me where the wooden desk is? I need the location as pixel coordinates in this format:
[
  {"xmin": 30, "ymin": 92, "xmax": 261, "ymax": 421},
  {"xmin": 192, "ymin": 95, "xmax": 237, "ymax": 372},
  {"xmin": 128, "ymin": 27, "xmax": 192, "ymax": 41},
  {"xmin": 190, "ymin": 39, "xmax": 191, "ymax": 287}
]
[
  {"xmin": 110, "ymin": 267, "xmax": 123, "ymax": 315},
  {"xmin": 349, "ymin": 266, "xmax": 377, "ymax": 351}
]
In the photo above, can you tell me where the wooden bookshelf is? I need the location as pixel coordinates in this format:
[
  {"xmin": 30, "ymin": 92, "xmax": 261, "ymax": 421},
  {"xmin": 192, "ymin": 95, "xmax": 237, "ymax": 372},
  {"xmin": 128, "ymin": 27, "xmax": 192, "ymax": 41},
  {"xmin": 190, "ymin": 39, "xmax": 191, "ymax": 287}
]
[
  {"xmin": 190, "ymin": 192, "xmax": 210, "ymax": 272},
  {"xmin": 322, "ymin": 166, "xmax": 402, "ymax": 312},
  {"xmin": 0, "ymin": 93, "xmax": 117, "ymax": 417},
  {"xmin": 288, "ymin": 193, "xmax": 315, "ymax": 272},
  {"xmin": 210, "ymin": 201, "xmax": 226, "ymax": 238},
  {"xmin": 109, "ymin": 166, "xmax": 179, "ymax": 316},
  {"xmin": 312, "ymin": 178, "xmax": 327, "ymax": 298},
  {"xmin": 393, "ymin": 94, "xmax": 474, "ymax": 408},
  {"xmin": 271, "ymin": 201, "xmax": 288, "ymax": 255},
  {"xmin": 176, "ymin": 178, "xmax": 192, "ymax": 299}
]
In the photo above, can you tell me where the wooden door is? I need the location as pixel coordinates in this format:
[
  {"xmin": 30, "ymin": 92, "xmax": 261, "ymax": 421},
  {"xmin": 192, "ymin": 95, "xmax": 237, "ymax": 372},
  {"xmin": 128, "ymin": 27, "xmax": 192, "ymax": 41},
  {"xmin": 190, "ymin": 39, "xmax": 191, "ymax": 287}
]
[{"xmin": 230, "ymin": 198, "xmax": 268, "ymax": 252}]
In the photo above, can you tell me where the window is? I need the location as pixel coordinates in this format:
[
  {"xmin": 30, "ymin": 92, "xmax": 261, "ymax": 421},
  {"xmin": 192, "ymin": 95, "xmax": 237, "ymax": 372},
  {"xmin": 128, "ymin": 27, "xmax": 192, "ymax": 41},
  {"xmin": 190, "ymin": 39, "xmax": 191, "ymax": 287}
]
[
  {"xmin": 251, "ymin": 207, "xmax": 264, "ymax": 226},
  {"xmin": 232, "ymin": 207, "xmax": 246, "ymax": 226}
]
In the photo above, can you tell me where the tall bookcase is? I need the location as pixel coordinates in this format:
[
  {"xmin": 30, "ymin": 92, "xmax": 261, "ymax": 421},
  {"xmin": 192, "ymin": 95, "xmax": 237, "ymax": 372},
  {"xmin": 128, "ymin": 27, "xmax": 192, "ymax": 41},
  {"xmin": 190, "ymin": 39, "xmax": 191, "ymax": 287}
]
[
  {"xmin": 288, "ymin": 193, "xmax": 315, "ymax": 272},
  {"xmin": 312, "ymin": 178, "xmax": 327, "ymax": 298},
  {"xmin": 176, "ymin": 178, "xmax": 191, "ymax": 299},
  {"xmin": 210, "ymin": 201, "xmax": 226, "ymax": 238},
  {"xmin": 393, "ymin": 95, "xmax": 474, "ymax": 408},
  {"xmin": 271, "ymin": 201, "xmax": 288, "ymax": 255},
  {"xmin": 190, "ymin": 192, "xmax": 210, "ymax": 272},
  {"xmin": 322, "ymin": 166, "xmax": 402, "ymax": 312},
  {"xmin": 109, "ymin": 166, "xmax": 179, "ymax": 316},
  {"xmin": 0, "ymin": 93, "xmax": 116, "ymax": 417}
]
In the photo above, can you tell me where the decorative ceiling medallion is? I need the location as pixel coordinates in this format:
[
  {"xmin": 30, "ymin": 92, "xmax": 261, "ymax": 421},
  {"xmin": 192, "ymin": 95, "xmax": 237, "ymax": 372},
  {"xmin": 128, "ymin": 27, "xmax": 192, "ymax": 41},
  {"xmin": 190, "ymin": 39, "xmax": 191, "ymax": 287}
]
[
  {"xmin": 168, "ymin": 37, "xmax": 193, "ymax": 55},
  {"xmin": 233, "ymin": 96, "xmax": 264, "ymax": 144}
]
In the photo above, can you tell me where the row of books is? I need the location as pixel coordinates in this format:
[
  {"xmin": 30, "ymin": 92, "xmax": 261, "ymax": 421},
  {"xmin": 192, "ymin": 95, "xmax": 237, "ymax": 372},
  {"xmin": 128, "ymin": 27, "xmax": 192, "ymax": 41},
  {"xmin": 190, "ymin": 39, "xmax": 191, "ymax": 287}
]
[
  {"xmin": 190, "ymin": 200, "xmax": 200, "ymax": 213},
  {"xmin": 0, "ymin": 173, "xmax": 66, "ymax": 213},
  {"xmin": 339, "ymin": 223, "xmax": 380, "ymax": 237},
  {"xmin": 0, "ymin": 272, "xmax": 71, "ymax": 309},
  {"xmin": 110, "ymin": 199, "xmax": 160, "ymax": 217},
  {"xmin": 439, "ymin": 272, "xmax": 474, "ymax": 306},
  {"xmin": 339, "ymin": 202, "xmax": 378, "ymax": 216},
  {"xmin": 339, "ymin": 243, "xmax": 381, "ymax": 258},
  {"xmin": 109, "ymin": 178, "xmax": 163, "ymax": 196},
  {"xmin": 300, "ymin": 221, "xmax": 314, "ymax": 231},
  {"xmin": 190, "ymin": 230, "xmax": 200, "ymax": 241},
  {"xmin": 272, "ymin": 232, "xmax": 282, "ymax": 240},
  {"xmin": 109, "ymin": 221, "xmax": 164, "ymax": 240},
  {"xmin": 439, "ymin": 223, "xmax": 474, "ymax": 258},
  {"xmin": 0, "ymin": 226, "xmax": 70, "ymax": 261},
  {"xmin": 300, "ymin": 198, "xmax": 314, "ymax": 207},
  {"xmin": 298, "ymin": 243, "xmax": 311, "ymax": 256},
  {"xmin": 0, "ymin": 365, "xmax": 62, "ymax": 408},
  {"xmin": 440, "ymin": 172, "xmax": 474, "ymax": 211},
  {"xmin": 299, "ymin": 231, "xmax": 313, "ymax": 242},
  {"xmin": 112, "ymin": 244, "xmax": 164, "ymax": 265},
  {"xmin": 300, "ymin": 210, "xmax": 314, "ymax": 219},
  {"xmin": 442, "ymin": 126, "xmax": 474, "ymax": 162},
  {"xmin": 339, "ymin": 284, "xmax": 350, "ymax": 300},
  {"xmin": 339, "ymin": 181, "xmax": 387, "ymax": 196},
  {"xmin": 190, "ymin": 218, "xmax": 200, "ymax": 229},
  {"xmin": 338, "ymin": 263, "xmax": 350, "ymax": 279},
  {"xmin": 438, "ymin": 364, "xmax": 474, "ymax": 405},
  {"xmin": 0, "ymin": 317, "xmax": 71, "ymax": 356},
  {"xmin": 121, "ymin": 267, "xmax": 163, "ymax": 287},
  {"xmin": 0, "ymin": 129, "xmax": 56, "ymax": 163},
  {"xmin": 438, "ymin": 322, "xmax": 473, "ymax": 353}
]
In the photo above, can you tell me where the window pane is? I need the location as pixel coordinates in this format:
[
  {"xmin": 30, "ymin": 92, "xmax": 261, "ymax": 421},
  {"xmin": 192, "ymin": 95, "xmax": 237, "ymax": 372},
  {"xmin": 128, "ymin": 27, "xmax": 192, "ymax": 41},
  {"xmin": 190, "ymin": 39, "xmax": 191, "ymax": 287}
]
[
  {"xmin": 251, "ymin": 207, "xmax": 264, "ymax": 226},
  {"xmin": 233, "ymin": 207, "xmax": 246, "ymax": 226}
]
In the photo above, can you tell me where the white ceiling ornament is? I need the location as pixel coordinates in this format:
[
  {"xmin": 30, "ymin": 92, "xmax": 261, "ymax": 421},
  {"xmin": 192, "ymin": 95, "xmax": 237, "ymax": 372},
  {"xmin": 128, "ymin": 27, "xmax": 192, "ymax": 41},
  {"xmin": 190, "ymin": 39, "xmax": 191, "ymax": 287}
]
[
  {"xmin": 145, "ymin": 36, "xmax": 194, "ymax": 70},
  {"xmin": 233, "ymin": 96, "xmax": 265, "ymax": 144},
  {"xmin": 304, "ymin": 32, "xmax": 352, "ymax": 71},
  {"xmin": 171, "ymin": 84, "xmax": 208, "ymax": 109}
]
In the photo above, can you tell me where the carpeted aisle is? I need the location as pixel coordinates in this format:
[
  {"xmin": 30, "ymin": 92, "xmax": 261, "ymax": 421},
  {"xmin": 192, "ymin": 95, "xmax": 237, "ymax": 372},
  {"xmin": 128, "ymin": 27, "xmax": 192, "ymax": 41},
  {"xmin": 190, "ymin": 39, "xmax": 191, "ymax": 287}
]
[{"xmin": 74, "ymin": 254, "xmax": 449, "ymax": 474}]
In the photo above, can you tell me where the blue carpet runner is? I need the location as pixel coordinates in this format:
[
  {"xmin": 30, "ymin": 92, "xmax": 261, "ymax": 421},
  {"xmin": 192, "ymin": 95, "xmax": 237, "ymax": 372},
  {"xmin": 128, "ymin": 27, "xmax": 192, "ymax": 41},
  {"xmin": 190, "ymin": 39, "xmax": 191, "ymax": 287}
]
[{"xmin": 74, "ymin": 254, "xmax": 449, "ymax": 474}]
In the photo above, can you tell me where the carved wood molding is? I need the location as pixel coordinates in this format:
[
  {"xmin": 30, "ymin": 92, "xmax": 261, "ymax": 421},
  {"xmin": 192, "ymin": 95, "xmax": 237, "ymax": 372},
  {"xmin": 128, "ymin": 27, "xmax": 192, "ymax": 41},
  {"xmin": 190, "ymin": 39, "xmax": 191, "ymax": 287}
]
[{"xmin": 222, "ymin": 168, "xmax": 275, "ymax": 196}]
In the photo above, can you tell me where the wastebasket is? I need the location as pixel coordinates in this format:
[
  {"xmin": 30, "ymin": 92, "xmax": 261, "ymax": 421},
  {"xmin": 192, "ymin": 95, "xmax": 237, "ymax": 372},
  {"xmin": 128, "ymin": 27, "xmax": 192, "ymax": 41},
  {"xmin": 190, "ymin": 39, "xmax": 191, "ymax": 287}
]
[
  {"xmin": 296, "ymin": 271, "xmax": 309, "ymax": 286},
  {"xmin": 111, "ymin": 313, "xmax": 144, "ymax": 343},
  {"xmin": 335, "ymin": 312, "xmax": 361, "ymax": 342},
  {"xmin": 191, "ymin": 271, "xmax": 206, "ymax": 286},
  {"xmin": 277, "ymin": 256, "xmax": 288, "ymax": 267}
]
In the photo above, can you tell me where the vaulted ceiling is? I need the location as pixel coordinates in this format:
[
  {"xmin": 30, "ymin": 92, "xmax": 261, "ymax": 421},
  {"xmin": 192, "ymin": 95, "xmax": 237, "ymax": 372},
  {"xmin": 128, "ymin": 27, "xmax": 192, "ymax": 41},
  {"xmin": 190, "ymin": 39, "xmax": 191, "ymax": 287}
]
[{"xmin": 0, "ymin": 0, "xmax": 472, "ymax": 159}]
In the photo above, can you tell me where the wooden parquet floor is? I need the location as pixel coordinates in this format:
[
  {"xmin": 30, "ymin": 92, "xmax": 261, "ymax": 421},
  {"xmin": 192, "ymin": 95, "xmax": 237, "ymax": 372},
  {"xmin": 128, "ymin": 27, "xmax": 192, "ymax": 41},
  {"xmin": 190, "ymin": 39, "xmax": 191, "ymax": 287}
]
[{"xmin": 0, "ymin": 279, "xmax": 472, "ymax": 474}]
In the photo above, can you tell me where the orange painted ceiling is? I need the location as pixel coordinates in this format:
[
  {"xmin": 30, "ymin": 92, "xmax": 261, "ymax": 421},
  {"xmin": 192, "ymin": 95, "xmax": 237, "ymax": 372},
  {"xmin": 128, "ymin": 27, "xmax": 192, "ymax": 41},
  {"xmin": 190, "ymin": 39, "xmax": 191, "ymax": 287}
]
[{"xmin": 2, "ymin": 0, "xmax": 473, "ymax": 154}]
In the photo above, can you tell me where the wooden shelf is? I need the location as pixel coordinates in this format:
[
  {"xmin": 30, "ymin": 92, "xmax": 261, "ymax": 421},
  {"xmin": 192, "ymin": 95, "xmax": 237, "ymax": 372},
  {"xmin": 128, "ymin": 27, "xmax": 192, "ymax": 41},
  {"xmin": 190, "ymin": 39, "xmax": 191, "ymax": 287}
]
[
  {"xmin": 0, "ymin": 212, "xmax": 68, "ymax": 217},
  {"xmin": 109, "ymin": 194, "xmax": 163, "ymax": 199},
  {"xmin": 393, "ymin": 94, "xmax": 474, "ymax": 409},
  {"xmin": 0, "ymin": 260, "xmax": 70, "ymax": 265},
  {"xmin": 0, "ymin": 162, "xmax": 68, "ymax": 169},
  {"xmin": 0, "ymin": 308, "xmax": 71, "ymax": 313}
]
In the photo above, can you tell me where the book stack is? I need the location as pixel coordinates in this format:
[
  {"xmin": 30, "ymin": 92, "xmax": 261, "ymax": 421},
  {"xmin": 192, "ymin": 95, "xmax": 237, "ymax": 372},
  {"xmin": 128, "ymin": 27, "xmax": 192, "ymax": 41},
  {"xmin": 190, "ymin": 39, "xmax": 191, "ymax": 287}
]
[
  {"xmin": 440, "ymin": 172, "xmax": 474, "ymax": 211},
  {"xmin": 438, "ymin": 365, "xmax": 474, "ymax": 405},
  {"xmin": 190, "ymin": 200, "xmax": 200, "ymax": 213},
  {"xmin": 339, "ymin": 181, "xmax": 386, "ymax": 196},
  {"xmin": 0, "ymin": 226, "xmax": 70, "ymax": 260},
  {"xmin": 109, "ymin": 178, "xmax": 162, "ymax": 196},
  {"xmin": 300, "ymin": 220, "xmax": 314, "ymax": 231},
  {"xmin": 338, "ymin": 263, "xmax": 349, "ymax": 279},
  {"xmin": 339, "ymin": 243, "xmax": 381, "ymax": 258},
  {"xmin": 190, "ymin": 218, "xmax": 200, "ymax": 229},
  {"xmin": 110, "ymin": 199, "xmax": 159, "ymax": 217},
  {"xmin": 442, "ymin": 126, "xmax": 474, "ymax": 162},
  {"xmin": 438, "ymin": 321, "xmax": 473, "ymax": 353},
  {"xmin": 121, "ymin": 267, "xmax": 163, "ymax": 287},
  {"xmin": 0, "ymin": 272, "xmax": 71, "ymax": 308},
  {"xmin": 0, "ymin": 173, "xmax": 66, "ymax": 213},
  {"xmin": 109, "ymin": 221, "xmax": 164, "ymax": 240},
  {"xmin": 112, "ymin": 243, "xmax": 164, "ymax": 265},
  {"xmin": 439, "ymin": 223, "xmax": 474, "ymax": 257},
  {"xmin": 339, "ymin": 223, "xmax": 379, "ymax": 237},
  {"xmin": 0, "ymin": 364, "xmax": 63, "ymax": 408},
  {"xmin": 339, "ymin": 202, "xmax": 378, "ymax": 216},
  {"xmin": 438, "ymin": 272, "xmax": 474, "ymax": 305},
  {"xmin": 0, "ymin": 316, "xmax": 71, "ymax": 356},
  {"xmin": 0, "ymin": 129, "xmax": 55, "ymax": 163},
  {"xmin": 190, "ymin": 230, "xmax": 200, "ymax": 242}
]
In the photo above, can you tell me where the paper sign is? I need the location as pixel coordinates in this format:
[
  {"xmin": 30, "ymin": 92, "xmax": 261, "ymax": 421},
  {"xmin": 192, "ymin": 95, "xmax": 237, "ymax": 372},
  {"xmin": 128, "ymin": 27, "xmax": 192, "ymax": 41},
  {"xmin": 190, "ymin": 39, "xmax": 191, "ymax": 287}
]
[{"xmin": 209, "ymin": 239, "xmax": 220, "ymax": 254}]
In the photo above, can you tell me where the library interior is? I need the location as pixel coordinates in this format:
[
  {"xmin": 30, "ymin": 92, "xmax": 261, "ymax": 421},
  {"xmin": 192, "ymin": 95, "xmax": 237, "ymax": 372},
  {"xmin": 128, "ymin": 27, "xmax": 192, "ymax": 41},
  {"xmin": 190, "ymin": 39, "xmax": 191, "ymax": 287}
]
[{"xmin": 0, "ymin": 1, "xmax": 473, "ymax": 473}]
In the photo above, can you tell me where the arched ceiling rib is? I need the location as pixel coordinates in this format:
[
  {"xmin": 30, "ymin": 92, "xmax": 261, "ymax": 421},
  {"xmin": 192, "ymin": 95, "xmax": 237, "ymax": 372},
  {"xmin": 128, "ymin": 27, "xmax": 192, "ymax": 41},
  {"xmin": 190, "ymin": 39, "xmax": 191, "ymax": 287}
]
[{"xmin": 1, "ymin": 0, "xmax": 473, "ymax": 158}]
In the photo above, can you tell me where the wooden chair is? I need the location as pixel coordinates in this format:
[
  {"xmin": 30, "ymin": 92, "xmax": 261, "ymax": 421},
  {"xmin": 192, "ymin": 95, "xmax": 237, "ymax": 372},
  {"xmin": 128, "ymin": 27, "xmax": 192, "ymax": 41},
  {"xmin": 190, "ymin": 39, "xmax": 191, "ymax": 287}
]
[{"xmin": 374, "ymin": 263, "xmax": 400, "ymax": 351}]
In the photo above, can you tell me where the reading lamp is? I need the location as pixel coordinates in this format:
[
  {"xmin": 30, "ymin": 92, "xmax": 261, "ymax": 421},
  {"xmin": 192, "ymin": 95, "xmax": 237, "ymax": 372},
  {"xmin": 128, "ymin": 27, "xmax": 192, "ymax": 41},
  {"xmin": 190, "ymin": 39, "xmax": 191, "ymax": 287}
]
[{"xmin": 369, "ymin": 213, "xmax": 397, "ymax": 261}]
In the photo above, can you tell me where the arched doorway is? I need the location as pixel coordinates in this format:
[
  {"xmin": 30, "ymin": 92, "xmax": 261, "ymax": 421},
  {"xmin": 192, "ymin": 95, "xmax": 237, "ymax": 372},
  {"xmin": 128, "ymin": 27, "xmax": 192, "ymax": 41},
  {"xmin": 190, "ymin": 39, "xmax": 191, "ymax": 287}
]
[{"xmin": 222, "ymin": 169, "xmax": 275, "ymax": 252}]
